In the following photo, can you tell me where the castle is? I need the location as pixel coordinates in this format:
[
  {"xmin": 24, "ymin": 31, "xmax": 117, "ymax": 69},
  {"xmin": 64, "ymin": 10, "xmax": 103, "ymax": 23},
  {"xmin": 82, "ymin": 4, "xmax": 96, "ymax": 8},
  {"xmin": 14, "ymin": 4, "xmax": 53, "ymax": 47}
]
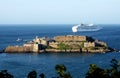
[{"xmin": 5, "ymin": 35, "xmax": 111, "ymax": 53}]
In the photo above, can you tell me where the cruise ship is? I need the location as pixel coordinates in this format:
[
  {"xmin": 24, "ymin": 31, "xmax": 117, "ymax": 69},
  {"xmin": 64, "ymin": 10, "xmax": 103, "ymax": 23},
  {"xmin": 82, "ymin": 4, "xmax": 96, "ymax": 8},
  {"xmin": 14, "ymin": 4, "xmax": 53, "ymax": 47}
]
[{"xmin": 72, "ymin": 23, "xmax": 102, "ymax": 32}]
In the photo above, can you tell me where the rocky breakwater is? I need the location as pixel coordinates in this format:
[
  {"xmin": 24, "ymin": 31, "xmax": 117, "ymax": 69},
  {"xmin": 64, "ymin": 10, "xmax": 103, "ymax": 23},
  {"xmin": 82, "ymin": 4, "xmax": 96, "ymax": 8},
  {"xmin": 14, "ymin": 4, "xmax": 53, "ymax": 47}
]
[{"xmin": 5, "ymin": 35, "xmax": 115, "ymax": 53}]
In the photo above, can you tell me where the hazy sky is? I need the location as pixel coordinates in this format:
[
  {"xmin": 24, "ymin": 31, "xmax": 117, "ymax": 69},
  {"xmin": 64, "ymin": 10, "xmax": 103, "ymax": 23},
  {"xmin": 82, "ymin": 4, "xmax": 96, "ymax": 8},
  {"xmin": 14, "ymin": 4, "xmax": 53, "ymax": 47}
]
[{"xmin": 0, "ymin": 0, "xmax": 120, "ymax": 24}]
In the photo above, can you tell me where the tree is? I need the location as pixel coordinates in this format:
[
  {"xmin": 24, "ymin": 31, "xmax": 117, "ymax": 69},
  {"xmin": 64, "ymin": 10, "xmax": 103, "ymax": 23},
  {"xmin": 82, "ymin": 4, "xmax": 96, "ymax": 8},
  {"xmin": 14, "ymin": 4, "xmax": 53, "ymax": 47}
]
[
  {"xmin": 39, "ymin": 73, "xmax": 45, "ymax": 78},
  {"xmin": 0, "ymin": 70, "xmax": 14, "ymax": 78},
  {"xmin": 86, "ymin": 64, "xmax": 109, "ymax": 78},
  {"xmin": 27, "ymin": 70, "xmax": 37, "ymax": 78},
  {"xmin": 109, "ymin": 58, "xmax": 120, "ymax": 78},
  {"xmin": 55, "ymin": 64, "xmax": 72, "ymax": 78},
  {"xmin": 86, "ymin": 59, "xmax": 120, "ymax": 78}
]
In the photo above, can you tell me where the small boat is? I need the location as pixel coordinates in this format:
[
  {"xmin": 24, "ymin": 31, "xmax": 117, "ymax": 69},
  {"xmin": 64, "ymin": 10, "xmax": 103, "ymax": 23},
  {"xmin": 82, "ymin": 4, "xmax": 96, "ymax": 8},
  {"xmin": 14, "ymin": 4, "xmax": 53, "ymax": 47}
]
[{"xmin": 16, "ymin": 38, "xmax": 23, "ymax": 42}]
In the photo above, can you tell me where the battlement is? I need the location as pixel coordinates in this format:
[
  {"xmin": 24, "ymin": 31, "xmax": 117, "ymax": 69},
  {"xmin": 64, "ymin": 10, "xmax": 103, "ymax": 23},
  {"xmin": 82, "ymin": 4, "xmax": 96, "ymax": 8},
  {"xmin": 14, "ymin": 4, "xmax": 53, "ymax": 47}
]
[{"xmin": 54, "ymin": 35, "xmax": 94, "ymax": 42}]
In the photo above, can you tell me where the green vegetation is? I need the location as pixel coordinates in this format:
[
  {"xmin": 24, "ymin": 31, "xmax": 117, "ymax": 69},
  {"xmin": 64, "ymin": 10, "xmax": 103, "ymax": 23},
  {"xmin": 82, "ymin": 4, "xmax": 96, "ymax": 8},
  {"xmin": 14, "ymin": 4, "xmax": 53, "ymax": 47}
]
[
  {"xmin": 57, "ymin": 42, "xmax": 68, "ymax": 52},
  {"xmin": 0, "ymin": 70, "xmax": 13, "ymax": 78},
  {"xmin": 57, "ymin": 42, "xmax": 84, "ymax": 52},
  {"xmin": 58, "ymin": 42, "xmax": 66, "ymax": 50},
  {"xmin": 86, "ymin": 58, "xmax": 120, "ymax": 78},
  {"xmin": 55, "ymin": 64, "xmax": 72, "ymax": 78},
  {"xmin": 1, "ymin": 59, "xmax": 120, "ymax": 78}
]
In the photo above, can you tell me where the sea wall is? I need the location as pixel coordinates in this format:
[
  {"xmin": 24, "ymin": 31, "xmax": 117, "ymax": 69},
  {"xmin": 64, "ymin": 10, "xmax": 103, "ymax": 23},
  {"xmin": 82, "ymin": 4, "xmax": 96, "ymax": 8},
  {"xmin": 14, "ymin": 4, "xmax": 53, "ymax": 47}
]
[
  {"xmin": 5, "ymin": 46, "xmax": 33, "ymax": 53},
  {"xmin": 45, "ymin": 48, "xmax": 111, "ymax": 53}
]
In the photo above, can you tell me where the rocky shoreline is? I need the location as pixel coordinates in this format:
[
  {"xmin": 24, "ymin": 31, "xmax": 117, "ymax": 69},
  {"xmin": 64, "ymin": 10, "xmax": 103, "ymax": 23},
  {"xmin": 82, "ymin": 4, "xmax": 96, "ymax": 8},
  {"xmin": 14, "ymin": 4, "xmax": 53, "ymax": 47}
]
[{"xmin": 1, "ymin": 48, "xmax": 117, "ymax": 53}]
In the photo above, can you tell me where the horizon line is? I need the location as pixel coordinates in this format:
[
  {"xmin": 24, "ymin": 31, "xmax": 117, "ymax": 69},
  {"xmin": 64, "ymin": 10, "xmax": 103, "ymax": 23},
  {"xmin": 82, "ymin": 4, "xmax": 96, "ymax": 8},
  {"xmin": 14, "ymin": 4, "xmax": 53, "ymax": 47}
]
[{"xmin": 0, "ymin": 23, "xmax": 120, "ymax": 25}]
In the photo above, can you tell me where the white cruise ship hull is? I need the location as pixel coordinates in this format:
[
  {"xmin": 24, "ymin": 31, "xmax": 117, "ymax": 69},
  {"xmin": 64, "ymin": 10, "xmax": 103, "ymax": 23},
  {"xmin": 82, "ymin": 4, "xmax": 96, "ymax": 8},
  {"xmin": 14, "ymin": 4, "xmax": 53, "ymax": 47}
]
[{"xmin": 77, "ymin": 26, "xmax": 101, "ymax": 31}]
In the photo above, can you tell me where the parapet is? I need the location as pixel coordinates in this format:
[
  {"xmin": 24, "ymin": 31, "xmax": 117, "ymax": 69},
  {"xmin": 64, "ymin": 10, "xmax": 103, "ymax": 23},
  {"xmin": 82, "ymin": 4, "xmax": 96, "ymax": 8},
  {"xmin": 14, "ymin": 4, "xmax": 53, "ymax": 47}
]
[{"xmin": 54, "ymin": 35, "xmax": 93, "ymax": 42}]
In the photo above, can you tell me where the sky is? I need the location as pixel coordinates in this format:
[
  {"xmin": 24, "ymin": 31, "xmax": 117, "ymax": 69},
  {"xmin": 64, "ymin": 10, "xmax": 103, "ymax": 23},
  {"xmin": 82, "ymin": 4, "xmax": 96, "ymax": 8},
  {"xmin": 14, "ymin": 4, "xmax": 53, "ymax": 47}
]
[{"xmin": 0, "ymin": 0, "xmax": 120, "ymax": 24}]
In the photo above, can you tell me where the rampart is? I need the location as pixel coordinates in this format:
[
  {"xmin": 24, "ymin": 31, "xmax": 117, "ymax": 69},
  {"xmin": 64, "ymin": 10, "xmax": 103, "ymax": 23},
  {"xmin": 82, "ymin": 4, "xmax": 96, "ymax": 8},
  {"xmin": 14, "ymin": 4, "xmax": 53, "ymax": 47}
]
[
  {"xmin": 54, "ymin": 35, "xmax": 94, "ymax": 42},
  {"xmin": 5, "ymin": 46, "xmax": 33, "ymax": 53}
]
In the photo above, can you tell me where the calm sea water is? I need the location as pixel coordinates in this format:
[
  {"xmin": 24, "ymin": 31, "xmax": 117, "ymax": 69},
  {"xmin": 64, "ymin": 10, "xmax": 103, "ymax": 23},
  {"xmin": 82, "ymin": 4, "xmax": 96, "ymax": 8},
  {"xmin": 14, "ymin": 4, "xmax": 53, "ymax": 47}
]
[{"xmin": 0, "ymin": 24, "xmax": 120, "ymax": 78}]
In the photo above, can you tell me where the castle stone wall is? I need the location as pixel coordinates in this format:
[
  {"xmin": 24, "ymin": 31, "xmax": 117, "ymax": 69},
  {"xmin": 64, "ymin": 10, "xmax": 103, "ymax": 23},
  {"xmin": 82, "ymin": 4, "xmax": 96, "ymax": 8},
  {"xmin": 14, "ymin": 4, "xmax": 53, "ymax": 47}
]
[
  {"xmin": 5, "ymin": 46, "xmax": 33, "ymax": 52},
  {"xmin": 54, "ymin": 35, "xmax": 87, "ymax": 42}
]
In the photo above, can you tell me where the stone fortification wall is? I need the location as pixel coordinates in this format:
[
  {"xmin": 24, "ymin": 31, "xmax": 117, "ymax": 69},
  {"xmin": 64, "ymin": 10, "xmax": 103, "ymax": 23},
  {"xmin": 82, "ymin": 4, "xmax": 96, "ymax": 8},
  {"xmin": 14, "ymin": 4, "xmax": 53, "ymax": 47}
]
[
  {"xmin": 84, "ymin": 42, "xmax": 95, "ymax": 47},
  {"xmin": 54, "ymin": 35, "xmax": 87, "ymax": 42},
  {"xmin": 4, "ymin": 35, "xmax": 113, "ymax": 53},
  {"xmin": 5, "ymin": 46, "xmax": 33, "ymax": 53},
  {"xmin": 33, "ymin": 37, "xmax": 48, "ymax": 46},
  {"xmin": 49, "ymin": 42, "xmax": 59, "ymax": 48},
  {"xmin": 49, "ymin": 41, "xmax": 95, "ymax": 49}
]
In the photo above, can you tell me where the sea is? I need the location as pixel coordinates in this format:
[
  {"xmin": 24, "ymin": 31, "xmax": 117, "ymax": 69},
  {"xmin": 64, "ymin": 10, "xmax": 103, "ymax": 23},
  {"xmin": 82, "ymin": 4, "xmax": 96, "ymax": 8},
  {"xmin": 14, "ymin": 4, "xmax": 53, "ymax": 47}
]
[{"xmin": 0, "ymin": 24, "xmax": 120, "ymax": 78}]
